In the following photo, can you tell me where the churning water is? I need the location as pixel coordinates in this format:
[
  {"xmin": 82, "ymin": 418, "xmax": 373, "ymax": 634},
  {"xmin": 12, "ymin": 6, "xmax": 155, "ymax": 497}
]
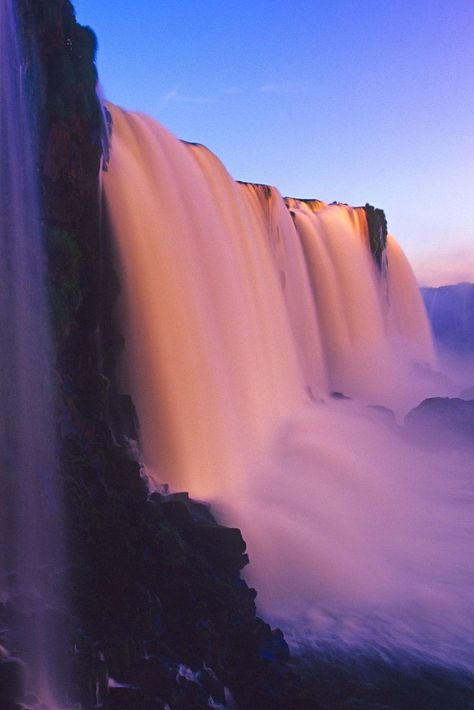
[{"xmin": 104, "ymin": 104, "xmax": 474, "ymax": 675}]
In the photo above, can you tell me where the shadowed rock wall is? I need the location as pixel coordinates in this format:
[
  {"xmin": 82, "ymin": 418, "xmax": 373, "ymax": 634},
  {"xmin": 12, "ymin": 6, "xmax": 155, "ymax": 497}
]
[
  {"xmin": 422, "ymin": 283, "xmax": 474, "ymax": 355},
  {"xmin": 2, "ymin": 2, "xmax": 313, "ymax": 708}
]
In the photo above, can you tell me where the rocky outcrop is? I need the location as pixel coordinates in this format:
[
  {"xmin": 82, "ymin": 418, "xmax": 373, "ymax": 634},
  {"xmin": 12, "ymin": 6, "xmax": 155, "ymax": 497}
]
[
  {"xmin": 364, "ymin": 203, "xmax": 387, "ymax": 269},
  {"xmin": 64, "ymin": 437, "xmax": 309, "ymax": 708},
  {"xmin": 422, "ymin": 283, "xmax": 474, "ymax": 354},
  {"xmin": 0, "ymin": 648, "xmax": 26, "ymax": 710},
  {"xmin": 11, "ymin": 2, "xmax": 314, "ymax": 708},
  {"xmin": 405, "ymin": 396, "xmax": 474, "ymax": 449}
]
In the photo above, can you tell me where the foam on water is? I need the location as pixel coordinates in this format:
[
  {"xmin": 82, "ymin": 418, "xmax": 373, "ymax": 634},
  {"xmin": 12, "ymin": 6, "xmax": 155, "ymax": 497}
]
[{"xmin": 104, "ymin": 103, "xmax": 473, "ymax": 673}]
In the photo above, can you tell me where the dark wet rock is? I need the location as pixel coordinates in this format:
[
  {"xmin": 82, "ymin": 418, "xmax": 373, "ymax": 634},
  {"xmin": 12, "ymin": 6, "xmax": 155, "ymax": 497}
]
[
  {"xmin": 257, "ymin": 628, "xmax": 289, "ymax": 664},
  {"xmin": 404, "ymin": 397, "xmax": 474, "ymax": 448},
  {"xmin": 195, "ymin": 666, "xmax": 226, "ymax": 705},
  {"xmin": 0, "ymin": 652, "xmax": 26, "ymax": 709},
  {"xmin": 72, "ymin": 639, "xmax": 108, "ymax": 708},
  {"xmin": 107, "ymin": 686, "xmax": 167, "ymax": 710},
  {"xmin": 364, "ymin": 203, "xmax": 387, "ymax": 269},
  {"xmin": 331, "ymin": 391, "xmax": 351, "ymax": 400},
  {"xmin": 194, "ymin": 525, "xmax": 248, "ymax": 572},
  {"xmin": 108, "ymin": 393, "xmax": 140, "ymax": 445},
  {"xmin": 14, "ymin": 2, "xmax": 320, "ymax": 708},
  {"xmin": 422, "ymin": 283, "xmax": 474, "ymax": 355},
  {"xmin": 60, "ymin": 423, "xmax": 305, "ymax": 706},
  {"xmin": 160, "ymin": 499, "xmax": 195, "ymax": 530},
  {"xmin": 127, "ymin": 657, "xmax": 176, "ymax": 698}
]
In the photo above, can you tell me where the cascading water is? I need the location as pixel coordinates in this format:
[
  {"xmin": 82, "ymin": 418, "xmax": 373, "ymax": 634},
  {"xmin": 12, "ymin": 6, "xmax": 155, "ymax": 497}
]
[
  {"xmin": 104, "ymin": 104, "xmax": 474, "ymax": 673},
  {"xmin": 0, "ymin": 1, "xmax": 65, "ymax": 706}
]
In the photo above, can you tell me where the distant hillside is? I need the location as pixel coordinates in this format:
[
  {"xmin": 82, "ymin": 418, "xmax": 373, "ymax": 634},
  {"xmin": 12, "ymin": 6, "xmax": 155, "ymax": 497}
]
[{"xmin": 422, "ymin": 283, "xmax": 474, "ymax": 354}]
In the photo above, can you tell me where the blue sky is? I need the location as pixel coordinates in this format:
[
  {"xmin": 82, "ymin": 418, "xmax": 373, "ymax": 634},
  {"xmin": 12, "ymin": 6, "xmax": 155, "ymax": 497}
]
[{"xmin": 74, "ymin": 0, "xmax": 474, "ymax": 283}]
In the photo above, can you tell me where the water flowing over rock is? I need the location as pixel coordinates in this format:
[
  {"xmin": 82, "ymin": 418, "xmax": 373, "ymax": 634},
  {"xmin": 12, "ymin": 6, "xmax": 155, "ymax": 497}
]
[
  {"xmin": 8, "ymin": 4, "xmax": 304, "ymax": 706},
  {"xmin": 102, "ymin": 103, "xmax": 474, "ymax": 680},
  {"xmin": 0, "ymin": 0, "xmax": 65, "ymax": 704},
  {"xmin": 7, "ymin": 1, "xmax": 474, "ymax": 707},
  {"xmin": 104, "ymin": 105, "xmax": 435, "ymax": 498}
]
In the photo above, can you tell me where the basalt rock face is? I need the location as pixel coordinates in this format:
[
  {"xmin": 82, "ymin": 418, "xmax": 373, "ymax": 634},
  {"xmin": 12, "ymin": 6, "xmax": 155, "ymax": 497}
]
[
  {"xmin": 0, "ymin": 648, "xmax": 26, "ymax": 710},
  {"xmin": 422, "ymin": 283, "xmax": 474, "ymax": 355},
  {"xmin": 66, "ymin": 457, "xmax": 307, "ymax": 709},
  {"xmin": 364, "ymin": 203, "xmax": 387, "ymax": 269},
  {"xmin": 12, "ymin": 2, "xmax": 311, "ymax": 708},
  {"xmin": 19, "ymin": 0, "xmax": 104, "ymax": 349},
  {"xmin": 405, "ymin": 397, "xmax": 474, "ymax": 449}
]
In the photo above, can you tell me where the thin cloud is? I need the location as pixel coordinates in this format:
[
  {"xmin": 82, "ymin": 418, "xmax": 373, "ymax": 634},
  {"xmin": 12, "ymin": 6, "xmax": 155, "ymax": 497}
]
[
  {"xmin": 162, "ymin": 88, "xmax": 179, "ymax": 104},
  {"xmin": 161, "ymin": 88, "xmax": 214, "ymax": 105}
]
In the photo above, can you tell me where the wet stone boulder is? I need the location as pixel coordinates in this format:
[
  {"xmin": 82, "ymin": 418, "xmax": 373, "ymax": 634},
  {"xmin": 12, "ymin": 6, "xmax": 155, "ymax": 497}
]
[
  {"xmin": 0, "ymin": 648, "xmax": 26, "ymax": 710},
  {"xmin": 404, "ymin": 397, "xmax": 474, "ymax": 449},
  {"xmin": 421, "ymin": 283, "xmax": 474, "ymax": 355},
  {"xmin": 61, "ymin": 427, "xmax": 306, "ymax": 708}
]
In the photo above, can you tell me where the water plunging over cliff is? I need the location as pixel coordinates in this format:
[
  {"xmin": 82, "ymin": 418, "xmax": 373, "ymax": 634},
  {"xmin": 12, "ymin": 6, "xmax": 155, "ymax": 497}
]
[
  {"xmin": 0, "ymin": 1, "xmax": 65, "ymax": 705},
  {"xmin": 104, "ymin": 104, "xmax": 474, "ymax": 671}
]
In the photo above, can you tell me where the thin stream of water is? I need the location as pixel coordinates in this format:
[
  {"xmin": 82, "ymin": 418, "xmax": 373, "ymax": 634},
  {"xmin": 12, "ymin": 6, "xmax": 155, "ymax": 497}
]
[{"xmin": 0, "ymin": 1, "xmax": 66, "ymax": 705}]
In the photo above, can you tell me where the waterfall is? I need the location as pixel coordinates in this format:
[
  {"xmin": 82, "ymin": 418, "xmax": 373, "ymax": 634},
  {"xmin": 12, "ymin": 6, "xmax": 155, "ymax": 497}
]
[
  {"xmin": 0, "ymin": 1, "xmax": 65, "ymax": 706},
  {"xmin": 104, "ymin": 104, "xmax": 474, "ymax": 671}
]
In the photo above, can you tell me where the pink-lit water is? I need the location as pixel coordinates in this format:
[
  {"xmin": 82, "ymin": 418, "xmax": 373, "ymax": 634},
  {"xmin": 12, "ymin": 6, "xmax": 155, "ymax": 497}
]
[
  {"xmin": 0, "ymin": 1, "xmax": 65, "ymax": 706},
  {"xmin": 104, "ymin": 104, "xmax": 473, "ymax": 671}
]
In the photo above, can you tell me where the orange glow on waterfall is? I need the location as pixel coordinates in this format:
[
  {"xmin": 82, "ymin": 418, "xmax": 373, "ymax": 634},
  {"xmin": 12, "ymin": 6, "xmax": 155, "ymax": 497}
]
[
  {"xmin": 104, "ymin": 104, "xmax": 436, "ymax": 496},
  {"xmin": 103, "ymin": 104, "xmax": 474, "ymax": 669}
]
